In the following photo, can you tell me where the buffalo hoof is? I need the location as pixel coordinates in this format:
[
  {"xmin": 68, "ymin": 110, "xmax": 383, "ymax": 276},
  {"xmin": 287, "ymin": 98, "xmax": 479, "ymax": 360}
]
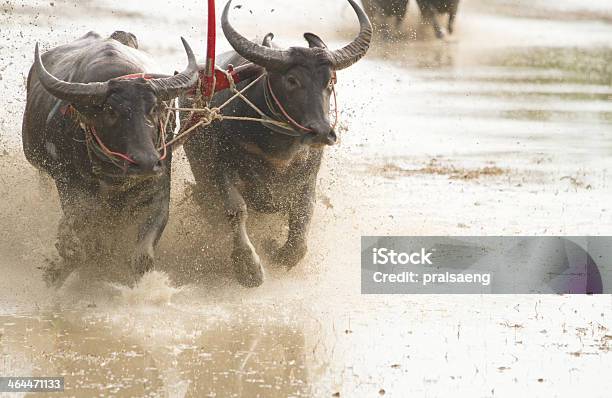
[
  {"xmin": 273, "ymin": 241, "xmax": 307, "ymax": 270},
  {"xmin": 262, "ymin": 239, "xmax": 284, "ymax": 267},
  {"xmin": 131, "ymin": 251, "xmax": 154, "ymax": 279},
  {"xmin": 41, "ymin": 259, "xmax": 78, "ymax": 288},
  {"xmin": 434, "ymin": 29, "xmax": 445, "ymax": 39},
  {"xmin": 55, "ymin": 231, "xmax": 86, "ymax": 264},
  {"xmin": 232, "ymin": 248, "xmax": 264, "ymax": 288}
]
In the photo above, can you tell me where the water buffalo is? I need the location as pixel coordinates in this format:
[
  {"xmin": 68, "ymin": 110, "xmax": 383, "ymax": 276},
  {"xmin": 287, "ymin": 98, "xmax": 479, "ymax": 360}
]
[
  {"xmin": 416, "ymin": 0, "xmax": 460, "ymax": 38},
  {"xmin": 22, "ymin": 31, "xmax": 198, "ymax": 283},
  {"xmin": 362, "ymin": 0, "xmax": 410, "ymax": 29},
  {"xmin": 183, "ymin": 0, "xmax": 372, "ymax": 287},
  {"xmin": 362, "ymin": 0, "xmax": 459, "ymax": 39}
]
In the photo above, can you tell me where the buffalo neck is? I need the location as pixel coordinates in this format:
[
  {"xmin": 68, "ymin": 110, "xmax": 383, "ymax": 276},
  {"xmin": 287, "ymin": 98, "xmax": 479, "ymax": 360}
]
[{"xmin": 221, "ymin": 75, "xmax": 312, "ymax": 162}]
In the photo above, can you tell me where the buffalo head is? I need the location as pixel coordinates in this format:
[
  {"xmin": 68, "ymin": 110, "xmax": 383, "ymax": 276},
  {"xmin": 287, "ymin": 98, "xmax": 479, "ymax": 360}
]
[
  {"xmin": 34, "ymin": 38, "xmax": 198, "ymax": 177},
  {"xmin": 222, "ymin": 0, "xmax": 372, "ymax": 146}
]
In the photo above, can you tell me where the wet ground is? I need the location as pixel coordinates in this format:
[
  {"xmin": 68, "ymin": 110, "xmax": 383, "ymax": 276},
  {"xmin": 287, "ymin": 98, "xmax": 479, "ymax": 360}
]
[{"xmin": 1, "ymin": 0, "xmax": 612, "ymax": 396}]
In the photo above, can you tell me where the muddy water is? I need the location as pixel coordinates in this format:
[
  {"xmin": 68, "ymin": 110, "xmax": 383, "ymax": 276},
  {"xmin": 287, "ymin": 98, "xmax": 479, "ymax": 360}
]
[{"xmin": 1, "ymin": 0, "xmax": 612, "ymax": 397}]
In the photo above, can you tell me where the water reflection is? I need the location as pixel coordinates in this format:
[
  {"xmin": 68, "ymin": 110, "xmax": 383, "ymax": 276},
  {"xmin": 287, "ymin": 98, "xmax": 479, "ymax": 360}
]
[{"xmin": 0, "ymin": 309, "xmax": 310, "ymax": 397}]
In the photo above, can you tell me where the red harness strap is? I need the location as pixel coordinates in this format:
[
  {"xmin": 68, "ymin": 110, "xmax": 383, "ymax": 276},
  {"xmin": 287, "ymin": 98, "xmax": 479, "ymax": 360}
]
[
  {"xmin": 60, "ymin": 70, "xmax": 170, "ymax": 169},
  {"xmin": 88, "ymin": 124, "xmax": 138, "ymax": 165},
  {"xmin": 63, "ymin": 103, "xmax": 168, "ymax": 169},
  {"xmin": 266, "ymin": 77, "xmax": 312, "ymax": 133},
  {"xmin": 266, "ymin": 72, "xmax": 339, "ymax": 134},
  {"xmin": 113, "ymin": 72, "xmax": 157, "ymax": 80}
]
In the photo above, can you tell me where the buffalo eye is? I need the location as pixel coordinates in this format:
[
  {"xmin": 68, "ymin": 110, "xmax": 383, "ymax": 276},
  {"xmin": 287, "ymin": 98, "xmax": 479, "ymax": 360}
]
[
  {"xmin": 286, "ymin": 75, "xmax": 300, "ymax": 89},
  {"xmin": 104, "ymin": 105, "xmax": 119, "ymax": 124}
]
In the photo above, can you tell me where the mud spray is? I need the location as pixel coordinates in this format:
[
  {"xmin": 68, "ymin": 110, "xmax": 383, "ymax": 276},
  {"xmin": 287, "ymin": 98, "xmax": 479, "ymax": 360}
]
[{"xmin": 1, "ymin": 0, "xmax": 612, "ymax": 396}]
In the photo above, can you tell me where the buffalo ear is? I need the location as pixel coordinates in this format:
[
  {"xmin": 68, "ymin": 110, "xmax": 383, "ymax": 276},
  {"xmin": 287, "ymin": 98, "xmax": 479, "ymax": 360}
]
[
  {"xmin": 110, "ymin": 31, "xmax": 139, "ymax": 49},
  {"xmin": 303, "ymin": 32, "xmax": 328, "ymax": 49},
  {"xmin": 261, "ymin": 33, "xmax": 274, "ymax": 48}
]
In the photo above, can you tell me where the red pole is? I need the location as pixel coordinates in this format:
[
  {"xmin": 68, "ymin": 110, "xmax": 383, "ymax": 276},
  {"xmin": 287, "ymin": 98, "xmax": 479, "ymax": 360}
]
[{"xmin": 201, "ymin": 0, "xmax": 216, "ymax": 104}]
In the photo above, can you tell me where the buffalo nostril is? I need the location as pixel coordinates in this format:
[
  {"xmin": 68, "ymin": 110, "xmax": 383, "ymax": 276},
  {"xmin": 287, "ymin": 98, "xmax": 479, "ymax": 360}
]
[
  {"xmin": 326, "ymin": 130, "xmax": 337, "ymax": 145},
  {"xmin": 145, "ymin": 159, "xmax": 162, "ymax": 174},
  {"xmin": 130, "ymin": 153, "xmax": 162, "ymax": 175}
]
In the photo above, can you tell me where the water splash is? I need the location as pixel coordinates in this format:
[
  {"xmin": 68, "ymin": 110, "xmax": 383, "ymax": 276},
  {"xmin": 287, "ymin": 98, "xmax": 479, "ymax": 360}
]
[{"xmin": 113, "ymin": 271, "xmax": 183, "ymax": 306}]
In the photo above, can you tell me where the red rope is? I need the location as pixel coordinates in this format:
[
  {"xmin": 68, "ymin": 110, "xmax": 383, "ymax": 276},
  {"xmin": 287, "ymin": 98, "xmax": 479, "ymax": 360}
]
[
  {"xmin": 115, "ymin": 72, "xmax": 156, "ymax": 80},
  {"xmin": 266, "ymin": 74, "xmax": 339, "ymax": 134},
  {"xmin": 88, "ymin": 125, "xmax": 137, "ymax": 165},
  {"xmin": 64, "ymin": 69, "xmax": 173, "ymax": 169},
  {"xmin": 266, "ymin": 77, "xmax": 313, "ymax": 133}
]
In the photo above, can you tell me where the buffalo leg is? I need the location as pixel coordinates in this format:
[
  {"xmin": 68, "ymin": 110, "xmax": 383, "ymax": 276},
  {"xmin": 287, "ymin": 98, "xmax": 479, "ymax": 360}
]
[
  {"xmin": 448, "ymin": 2, "xmax": 458, "ymax": 34},
  {"xmin": 132, "ymin": 182, "xmax": 170, "ymax": 277},
  {"xmin": 184, "ymin": 132, "xmax": 226, "ymax": 226},
  {"xmin": 54, "ymin": 174, "xmax": 95, "ymax": 264},
  {"xmin": 46, "ymin": 174, "xmax": 96, "ymax": 285},
  {"xmin": 392, "ymin": 0, "xmax": 409, "ymax": 28},
  {"xmin": 394, "ymin": 16, "xmax": 403, "ymax": 29},
  {"xmin": 418, "ymin": 1, "xmax": 445, "ymax": 39},
  {"xmin": 218, "ymin": 172, "xmax": 264, "ymax": 287},
  {"xmin": 274, "ymin": 181, "xmax": 314, "ymax": 269}
]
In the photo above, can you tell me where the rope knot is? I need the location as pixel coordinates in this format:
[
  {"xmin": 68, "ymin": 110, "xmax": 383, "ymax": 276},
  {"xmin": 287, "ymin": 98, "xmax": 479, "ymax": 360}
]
[{"xmin": 208, "ymin": 107, "xmax": 222, "ymax": 122}]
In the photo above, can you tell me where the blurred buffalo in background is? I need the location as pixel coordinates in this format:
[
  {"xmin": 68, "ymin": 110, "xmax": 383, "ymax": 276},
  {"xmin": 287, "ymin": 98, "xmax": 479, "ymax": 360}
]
[
  {"xmin": 361, "ymin": 0, "xmax": 460, "ymax": 39},
  {"xmin": 361, "ymin": 0, "xmax": 410, "ymax": 30},
  {"xmin": 416, "ymin": 0, "xmax": 460, "ymax": 38}
]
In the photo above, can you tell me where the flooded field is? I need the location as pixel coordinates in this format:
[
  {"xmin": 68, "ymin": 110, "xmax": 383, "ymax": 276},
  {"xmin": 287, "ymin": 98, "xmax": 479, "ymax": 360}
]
[{"xmin": 0, "ymin": 0, "xmax": 611, "ymax": 396}]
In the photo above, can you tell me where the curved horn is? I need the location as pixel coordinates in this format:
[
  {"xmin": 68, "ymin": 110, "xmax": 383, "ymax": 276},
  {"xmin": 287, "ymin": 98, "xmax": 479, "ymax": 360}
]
[
  {"xmin": 328, "ymin": 0, "xmax": 373, "ymax": 70},
  {"xmin": 34, "ymin": 43, "xmax": 108, "ymax": 105},
  {"xmin": 222, "ymin": 0, "xmax": 290, "ymax": 70},
  {"xmin": 147, "ymin": 37, "xmax": 199, "ymax": 101}
]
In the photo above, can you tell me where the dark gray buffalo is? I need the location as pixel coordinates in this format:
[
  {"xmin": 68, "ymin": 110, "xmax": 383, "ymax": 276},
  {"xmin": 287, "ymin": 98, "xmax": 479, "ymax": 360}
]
[
  {"xmin": 362, "ymin": 0, "xmax": 410, "ymax": 29},
  {"xmin": 362, "ymin": 0, "xmax": 459, "ymax": 38},
  {"xmin": 22, "ymin": 31, "xmax": 198, "ymax": 283},
  {"xmin": 183, "ymin": 0, "xmax": 372, "ymax": 287},
  {"xmin": 416, "ymin": 0, "xmax": 460, "ymax": 38}
]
